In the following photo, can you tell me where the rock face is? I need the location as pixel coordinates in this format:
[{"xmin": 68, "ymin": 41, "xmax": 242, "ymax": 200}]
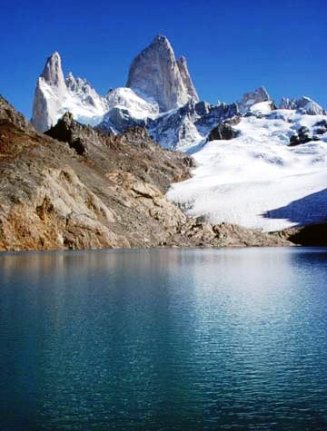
[
  {"xmin": 176, "ymin": 56, "xmax": 199, "ymax": 101},
  {"xmin": 31, "ymin": 52, "xmax": 108, "ymax": 132},
  {"xmin": 148, "ymin": 100, "xmax": 239, "ymax": 150},
  {"xmin": 0, "ymin": 95, "xmax": 290, "ymax": 251},
  {"xmin": 207, "ymin": 118, "xmax": 241, "ymax": 141},
  {"xmin": 279, "ymin": 223, "xmax": 327, "ymax": 246},
  {"xmin": 280, "ymin": 96, "xmax": 326, "ymax": 115},
  {"xmin": 31, "ymin": 52, "xmax": 66, "ymax": 132},
  {"xmin": 239, "ymin": 87, "xmax": 271, "ymax": 114},
  {"xmin": 289, "ymin": 126, "xmax": 318, "ymax": 146},
  {"xmin": 126, "ymin": 35, "xmax": 199, "ymax": 111},
  {"xmin": 41, "ymin": 51, "xmax": 66, "ymax": 95},
  {"xmin": 0, "ymin": 96, "xmax": 32, "ymax": 131}
]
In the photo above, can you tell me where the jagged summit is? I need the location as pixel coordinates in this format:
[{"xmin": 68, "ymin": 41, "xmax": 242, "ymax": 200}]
[
  {"xmin": 126, "ymin": 35, "xmax": 199, "ymax": 111},
  {"xmin": 280, "ymin": 96, "xmax": 326, "ymax": 115},
  {"xmin": 40, "ymin": 51, "xmax": 65, "ymax": 88},
  {"xmin": 31, "ymin": 52, "xmax": 108, "ymax": 132},
  {"xmin": 152, "ymin": 34, "xmax": 171, "ymax": 46},
  {"xmin": 239, "ymin": 87, "xmax": 271, "ymax": 114}
]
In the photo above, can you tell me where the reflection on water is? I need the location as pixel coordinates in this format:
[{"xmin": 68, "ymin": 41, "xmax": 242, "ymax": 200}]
[{"xmin": 0, "ymin": 248, "xmax": 327, "ymax": 430}]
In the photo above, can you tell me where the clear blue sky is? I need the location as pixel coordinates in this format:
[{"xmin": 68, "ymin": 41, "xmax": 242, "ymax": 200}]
[{"xmin": 0, "ymin": 0, "xmax": 326, "ymax": 118}]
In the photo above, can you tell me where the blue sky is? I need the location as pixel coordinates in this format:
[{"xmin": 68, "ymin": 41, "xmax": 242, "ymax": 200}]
[{"xmin": 0, "ymin": 0, "xmax": 326, "ymax": 118}]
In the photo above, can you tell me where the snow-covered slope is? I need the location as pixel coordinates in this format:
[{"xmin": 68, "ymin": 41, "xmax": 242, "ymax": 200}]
[
  {"xmin": 32, "ymin": 52, "xmax": 108, "ymax": 131},
  {"xmin": 168, "ymin": 106, "xmax": 327, "ymax": 231},
  {"xmin": 98, "ymin": 87, "xmax": 159, "ymax": 133}
]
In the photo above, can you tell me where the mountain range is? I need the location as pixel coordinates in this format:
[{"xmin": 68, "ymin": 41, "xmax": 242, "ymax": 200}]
[
  {"xmin": 0, "ymin": 35, "xmax": 325, "ymax": 250},
  {"xmin": 30, "ymin": 35, "xmax": 327, "ymax": 234}
]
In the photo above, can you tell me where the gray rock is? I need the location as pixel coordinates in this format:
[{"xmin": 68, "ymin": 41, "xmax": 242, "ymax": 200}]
[
  {"xmin": 207, "ymin": 119, "xmax": 240, "ymax": 142},
  {"xmin": 40, "ymin": 51, "xmax": 66, "ymax": 93},
  {"xmin": 176, "ymin": 56, "xmax": 199, "ymax": 101},
  {"xmin": 280, "ymin": 96, "xmax": 326, "ymax": 115},
  {"xmin": 148, "ymin": 100, "xmax": 239, "ymax": 149},
  {"xmin": 31, "ymin": 52, "xmax": 67, "ymax": 132},
  {"xmin": 0, "ymin": 95, "xmax": 32, "ymax": 131},
  {"xmin": 126, "ymin": 35, "xmax": 199, "ymax": 111},
  {"xmin": 238, "ymin": 87, "xmax": 271, "ymax": 114}
]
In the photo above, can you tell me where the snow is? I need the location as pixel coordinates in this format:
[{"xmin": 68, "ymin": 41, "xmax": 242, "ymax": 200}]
[
  {"xmin": 39, "ymin": 76, "xmax": 108, "ymax": 128},
  {"xmin": 249, "ymin": 101, "xmax": 273, "ymax": 116},
  {"xmin": 168, "ymin": 108, "xmax": 327, "ymax": 231},
  {"xmin": 106, "ymin": 87, "xmax": 159, "ymax": 120}
]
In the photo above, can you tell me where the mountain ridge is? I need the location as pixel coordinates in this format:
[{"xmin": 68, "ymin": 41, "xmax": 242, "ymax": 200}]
[
  {"xmin": 26, "ymin": 36, "xmax": 327, "ymax": 236},
  {"xmin": 31, "ymin": 36, "xmax": 326, "ymax": 152},
  {"xmin": 1, "ymin": 94, "xmax": 295, "ymax": 250}
]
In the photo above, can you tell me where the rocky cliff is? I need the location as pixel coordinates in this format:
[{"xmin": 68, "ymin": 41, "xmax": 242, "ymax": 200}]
[{"xmin": 126, "ymin": 35, "xmax": 199, "ymax": 111}]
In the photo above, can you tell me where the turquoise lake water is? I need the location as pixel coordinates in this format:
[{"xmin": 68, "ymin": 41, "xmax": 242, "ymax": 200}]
[{"xmin": 0, "ymin": 248, "xmax": 326, "ymax": 430}]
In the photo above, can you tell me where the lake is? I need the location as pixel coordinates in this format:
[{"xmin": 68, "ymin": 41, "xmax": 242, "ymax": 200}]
[{"xmin": 0, "ymin": 248, "xmax": 326, "ymax": 430}]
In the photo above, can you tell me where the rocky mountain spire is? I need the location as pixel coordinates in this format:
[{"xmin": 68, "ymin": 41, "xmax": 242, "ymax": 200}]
[
  {"xmin": 31, "ymin": 52, "xmax": 108, "ymax": 132},
  {"xmin": 126, "ymin": 35, "xmax": 199, "ymax": 111},
  {"xmin": 177, "ymin": 56, "xmax": 199, "ymax": 101},
  {"xmin": 40, "ymin": 51, "xmax": 66, "ymax": 94},
  {"xmin": 280, "ymin": 96, "xmax": 326, "ymax": 115},
  {"xmin": 31, "ymin": 51, "xmax": 68, "ymax": 132}
]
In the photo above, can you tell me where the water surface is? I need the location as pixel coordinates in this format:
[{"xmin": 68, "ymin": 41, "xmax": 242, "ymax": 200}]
[{"xmin": 0, "ymin": 248, "xmax": 326, "ymax": 430}]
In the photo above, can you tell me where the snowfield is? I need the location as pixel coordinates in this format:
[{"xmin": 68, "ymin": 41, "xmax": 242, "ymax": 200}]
[{"xmin": 167, "ymin": 106, "xmax": 327, "ymax": 231}]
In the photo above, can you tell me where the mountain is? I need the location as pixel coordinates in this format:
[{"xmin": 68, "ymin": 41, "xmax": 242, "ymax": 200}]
[
  {"xmin": 127, "ymin": 35, "xmax": 199, "ymax": 111},
  {"xmin": 147, "ymin": 100, "xmax": 239, "ymax": 150},
  {"xmin": 238, "ymin": 87, "xmax": 272, "ymax": 114},
  {"xmin": 28, "ymin": 36, "xmax": 327, "ymax": 236},
  {"xmin": 1, "ymin": 95, "xmax": 289, "ymax": 250},
  {"xmin": 280, "ymin": 96, "xmax": 326, "ymax": 115},
  {"xmin": 31, "ymin": 35, "xmax": 199, "ymax": 135},
  {"xmin": 31, "ymin": 52, "xmax": 108, "ymax": 131}
]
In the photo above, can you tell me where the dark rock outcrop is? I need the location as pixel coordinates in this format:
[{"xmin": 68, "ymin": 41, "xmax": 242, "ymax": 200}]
[
  {"xmin": 313, "ymin": 119, "xmax": 327, "ymax": 136},
  {"xmin": 289, "ymin": 126, "xmax": 320, "ymax": 146},
  {"xmin": 279, "ymin": 223, "xmax": 327, "ymax": 246},
  {"xmin": 207, "ymin": 118, "xmax": 241, "ymax": 142}
]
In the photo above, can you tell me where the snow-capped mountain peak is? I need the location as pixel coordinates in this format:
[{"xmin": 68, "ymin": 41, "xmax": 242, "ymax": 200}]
[
  {"xmin": 280, "ymin": 96, "xmax": 326, "ymax": 115},
  {"xmin": 31, "ymin": 52, "xmax": 108, "ymax": 131},
  {"xmin": 126, "ymin": 34, "xmax": 199, "ymax": 112},
  {"xmin": 40, "ymin": 51, "xmax": 66, "ymax": 93}
]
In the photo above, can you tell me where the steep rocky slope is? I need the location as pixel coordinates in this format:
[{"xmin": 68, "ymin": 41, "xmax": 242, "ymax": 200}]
[
  {"xmin": 0, "ymin": 96, "xmax": 289, "ymax": 251},
  {"xmin": 127, "ymin": 35, "xmax": 198, "ymax": 111}
]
